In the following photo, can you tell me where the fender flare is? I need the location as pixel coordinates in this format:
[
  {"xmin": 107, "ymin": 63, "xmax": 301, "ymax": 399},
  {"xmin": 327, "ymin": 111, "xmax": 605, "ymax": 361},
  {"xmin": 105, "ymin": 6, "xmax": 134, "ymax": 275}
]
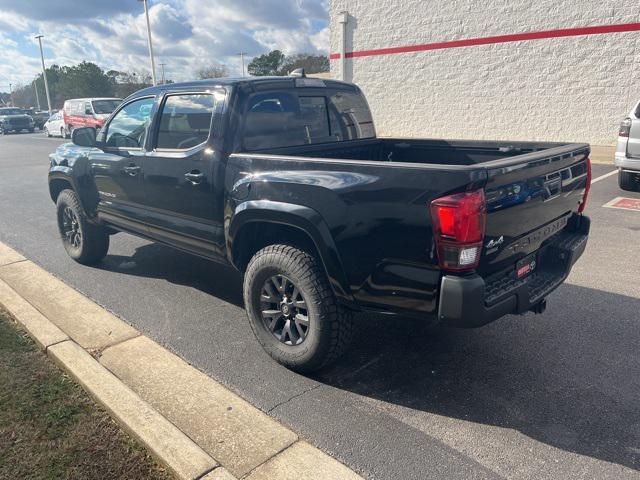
[
  {"xmin": 228, "ymin": 200, "xmax": 355, "ymax": 305},
  {"xmin": 48, "ymin": 167, "xmax": 96, "ymax": 220}
]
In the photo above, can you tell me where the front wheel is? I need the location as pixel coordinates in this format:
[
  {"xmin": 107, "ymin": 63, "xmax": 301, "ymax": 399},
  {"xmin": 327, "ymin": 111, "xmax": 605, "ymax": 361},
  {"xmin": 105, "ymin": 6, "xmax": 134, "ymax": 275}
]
[
  {"xmin": 56, "ymin": 189, "xmax": 109, "ymax": 264},
  {"xmin": 619, "ymin": 170, "xmax": 638, "ymax": 191},
  {"xmin": 44, "ymin": 127, "xmax": 50, "ymax": 137},
  {"xmin": 243, "ymin": 244, "xmax": 353, "ymax": 373}
]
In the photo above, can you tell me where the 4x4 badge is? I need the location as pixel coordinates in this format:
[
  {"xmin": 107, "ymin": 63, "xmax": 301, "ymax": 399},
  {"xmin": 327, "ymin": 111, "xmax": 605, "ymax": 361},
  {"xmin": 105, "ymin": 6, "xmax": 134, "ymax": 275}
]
[{"xmin": 486, "ymin": 236, "xmax": 504, "ymax": 249}]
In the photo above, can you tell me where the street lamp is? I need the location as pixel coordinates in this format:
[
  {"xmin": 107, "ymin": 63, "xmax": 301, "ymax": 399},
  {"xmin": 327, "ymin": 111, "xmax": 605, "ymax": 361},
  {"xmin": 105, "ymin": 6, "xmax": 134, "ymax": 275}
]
[
  {"xmin": 138, "ymin": 0, "xmax": 157, "ymax": 85},
  {"xmin": 159, "ymin": 63, "xmax": 166, "ymax": 84},
  {"xmin": 237, "ymin": 52, "xmax": 247, "ymax": 77},
  {"xmin": 34, "ymin": 35, "xmax": 53, "ymax": 115},
  {"xmin": 34, "ymin": 81, "xmax": 41, "ymax": 111}
]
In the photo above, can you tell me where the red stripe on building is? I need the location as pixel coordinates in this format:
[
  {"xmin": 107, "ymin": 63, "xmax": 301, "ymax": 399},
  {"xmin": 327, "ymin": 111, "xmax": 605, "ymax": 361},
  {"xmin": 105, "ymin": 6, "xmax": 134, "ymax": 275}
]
[{"xmin": 329, "ymin": 22, "xmax": 640, "ymax": 60}]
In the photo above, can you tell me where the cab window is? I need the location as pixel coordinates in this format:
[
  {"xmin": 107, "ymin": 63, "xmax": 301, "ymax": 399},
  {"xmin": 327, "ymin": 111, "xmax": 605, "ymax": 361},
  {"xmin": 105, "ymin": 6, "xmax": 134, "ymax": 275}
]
[
  {"xmin": 243, "ymin": 93, "xmax": 332, "ymax": 150},
  {"xmin": 104, "ymin": 97, "xmax": 155, "ymax": 149}
]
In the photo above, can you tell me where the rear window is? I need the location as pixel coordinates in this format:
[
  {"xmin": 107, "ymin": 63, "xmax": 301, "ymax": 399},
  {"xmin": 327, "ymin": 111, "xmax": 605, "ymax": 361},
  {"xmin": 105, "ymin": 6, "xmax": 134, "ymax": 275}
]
[
  {"xmin": 92, "ymin": 99, "xmax": 121, "ymax": 114},
  {"xmin": 329, "ymin": 92, "xmax": 375, "ymax": 140},
  {"xmin": 242, "ymin": 90, "xmax": 374, "ymax": 151}
]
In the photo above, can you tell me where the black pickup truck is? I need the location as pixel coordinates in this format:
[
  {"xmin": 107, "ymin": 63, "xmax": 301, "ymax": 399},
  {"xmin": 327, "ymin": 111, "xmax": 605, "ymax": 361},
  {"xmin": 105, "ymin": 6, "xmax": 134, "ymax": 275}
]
[{"xmin": 48, "ymin": 72, "xmax": 591, "ymax": 372}]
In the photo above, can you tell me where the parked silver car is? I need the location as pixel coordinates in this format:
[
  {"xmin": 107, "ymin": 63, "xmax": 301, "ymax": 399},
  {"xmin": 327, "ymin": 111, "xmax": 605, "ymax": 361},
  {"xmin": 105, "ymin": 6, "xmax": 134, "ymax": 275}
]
[{"xmin": 615, "ymin": 100, "xmax": 640, "ymax": 191}]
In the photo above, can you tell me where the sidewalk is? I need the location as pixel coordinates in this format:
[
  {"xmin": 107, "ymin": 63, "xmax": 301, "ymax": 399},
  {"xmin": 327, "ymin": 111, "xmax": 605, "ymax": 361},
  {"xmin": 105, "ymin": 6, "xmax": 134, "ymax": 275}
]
[{"xmin": 0, "ymin": 241, "xmax": 363, "ymax": 480}]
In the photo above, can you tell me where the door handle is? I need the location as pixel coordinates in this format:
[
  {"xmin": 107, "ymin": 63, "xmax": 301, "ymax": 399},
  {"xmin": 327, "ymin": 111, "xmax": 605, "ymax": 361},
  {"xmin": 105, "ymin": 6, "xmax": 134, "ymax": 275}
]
[
  {"xmin": 185, "ymin": 171, "xmax": 205, "ymax": 184},
  {"xmin": 123, "ymin": 164, "xmax": 141, "ymax": 176}
]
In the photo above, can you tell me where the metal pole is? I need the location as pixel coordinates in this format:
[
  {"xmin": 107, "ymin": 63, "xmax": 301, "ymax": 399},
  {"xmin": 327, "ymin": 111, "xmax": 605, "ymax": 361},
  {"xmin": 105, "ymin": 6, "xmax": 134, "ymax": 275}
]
[
  {"xmin": 338, "ymin": 11, "xmax": 349, "ymax": 82},
  {"xmin": 34, "ymin": 81, "xmax": 41, "ymax": 111},
  {"xmin": 9, "ymin": 83, "xmax": 13, "ymax": 106},
  {"xmin": 238, "ymin": 52, "xmax": 246, "ymax": 77},
  {"xmin": 159, "ymin": 63, "xmax": 166, "ymax": 84},
  {"xmin": 35, "ymin": 35, "xmax": 53, "ymax": 115},
  {"xmin": 140, "ymin": 0, "xmax": 157, "ymax": 85}
]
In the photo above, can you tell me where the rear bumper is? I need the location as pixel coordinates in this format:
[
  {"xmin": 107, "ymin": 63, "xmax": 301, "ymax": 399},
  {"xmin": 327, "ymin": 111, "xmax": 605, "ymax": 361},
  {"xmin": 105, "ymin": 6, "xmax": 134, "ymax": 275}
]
[
  {"xmin": 437, "ymin": 215, "xmax": 590, "ymax": 328},
  {"xmin": 615, "ymin": 155, "xmax": 640, "ymax": 172}
]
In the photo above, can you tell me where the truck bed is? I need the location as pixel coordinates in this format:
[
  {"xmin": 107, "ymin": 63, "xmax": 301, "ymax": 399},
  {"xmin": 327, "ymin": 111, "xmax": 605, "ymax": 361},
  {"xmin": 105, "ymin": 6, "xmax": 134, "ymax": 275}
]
[
  {"xmin": 248, "ymin": 137, "xmax": 576, "ymax": 167},
  {"xmin": 231, "ymin": 137, "xmax": 590, "ymax": 320}
]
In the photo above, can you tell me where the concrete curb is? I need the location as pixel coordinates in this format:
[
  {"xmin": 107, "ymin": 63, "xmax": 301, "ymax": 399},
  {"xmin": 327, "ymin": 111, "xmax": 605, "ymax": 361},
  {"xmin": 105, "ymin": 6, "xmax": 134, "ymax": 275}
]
[{"xmin": 0, "ymin": 241, "xmax": 363, "ymax": 480}]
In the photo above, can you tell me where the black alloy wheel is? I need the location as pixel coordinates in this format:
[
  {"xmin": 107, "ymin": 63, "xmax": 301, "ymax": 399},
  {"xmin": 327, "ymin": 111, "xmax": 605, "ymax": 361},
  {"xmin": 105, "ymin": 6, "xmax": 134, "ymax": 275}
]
[
  {"xmin": 260, "ymin": 274, "xmax": 310, "ymax": 346},
  {"xmin": 243, "ymin": 244, "xmax": 354, "ymax": 372},
  {"xmin": 61, "ymin": 206, "xmax": 82, "ymax": 250},
  {"xmin": 55, "ymin": 189, "xmax": 109, "ymax": 264}
]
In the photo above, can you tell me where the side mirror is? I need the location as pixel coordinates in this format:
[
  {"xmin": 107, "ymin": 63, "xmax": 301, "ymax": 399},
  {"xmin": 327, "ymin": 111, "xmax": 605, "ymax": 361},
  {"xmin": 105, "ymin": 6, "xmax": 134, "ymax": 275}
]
[
  {"xmin": 72, "ymin": 127, "xmax": 97, "ymax": 148},
  {"xmin": 85, "ymin": 108, "xmax": 93, "ymax": 115}
]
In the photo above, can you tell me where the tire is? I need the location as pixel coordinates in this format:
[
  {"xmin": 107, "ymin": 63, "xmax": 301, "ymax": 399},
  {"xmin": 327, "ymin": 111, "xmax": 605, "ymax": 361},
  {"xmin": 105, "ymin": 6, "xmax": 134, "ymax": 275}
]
[
  {"xmin": 28, "ymin": 128, "xmax": 34, "ymax": 133},
  {"xmin": 56, "ymin": 189, "xmax": 109, "ymax": 265},
  {"xmin": 619, "ymin": 170, "xmax": 638, "ymax": 191},
  {"xmin": 60, "ymin": 127, "xmax": 65, "ymax": 138},
  {"xmin": 44, "ymin": 127, "xmax": 50, "ymax": 137},
  {"xmin": 243, "ymin": 244, "xmax": 354, "ymax": 373}
]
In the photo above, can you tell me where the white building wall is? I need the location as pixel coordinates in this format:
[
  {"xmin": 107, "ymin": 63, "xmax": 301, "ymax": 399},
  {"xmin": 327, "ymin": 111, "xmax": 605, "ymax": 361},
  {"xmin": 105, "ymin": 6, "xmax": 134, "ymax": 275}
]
[{"xmin": 330, "ymin": 1, "xmax": 640, "ymax": 146}]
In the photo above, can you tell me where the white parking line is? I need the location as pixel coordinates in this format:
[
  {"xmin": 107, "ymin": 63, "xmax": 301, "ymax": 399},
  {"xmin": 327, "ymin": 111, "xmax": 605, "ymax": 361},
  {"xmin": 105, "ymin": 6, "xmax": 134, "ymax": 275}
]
[{"xmin": 591, "ymin": 169, "xmax": 617, "ymax": 184}]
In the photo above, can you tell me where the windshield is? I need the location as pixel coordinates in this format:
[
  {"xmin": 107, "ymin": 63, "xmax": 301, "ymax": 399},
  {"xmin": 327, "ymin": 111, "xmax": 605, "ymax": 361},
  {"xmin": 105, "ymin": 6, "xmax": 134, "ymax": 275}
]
[
  {"xmin": 0, "ymin": 108, "xmax": 24, "ymax": 116},
  {"xmin": 92, "ymin": 100, "xmax": 121, "ymax": 114}
]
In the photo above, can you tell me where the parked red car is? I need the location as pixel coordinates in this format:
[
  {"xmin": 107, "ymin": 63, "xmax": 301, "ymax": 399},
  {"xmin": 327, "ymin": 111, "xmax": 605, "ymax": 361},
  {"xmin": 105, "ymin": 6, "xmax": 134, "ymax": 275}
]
[{"xmin": 62, "ymin": 98, "xmax": 121, "ymax": 135}]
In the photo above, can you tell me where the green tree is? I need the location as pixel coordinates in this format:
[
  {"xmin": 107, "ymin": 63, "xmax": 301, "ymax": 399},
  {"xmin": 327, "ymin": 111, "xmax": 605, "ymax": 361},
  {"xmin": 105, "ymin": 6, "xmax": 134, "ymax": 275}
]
[
  {"xmin": 247, "ymin": 50, "xmax": 286, "ymax": 76},
  {"xmin": 196, "ymin": 64, "xmax": 229, "ymax": 79},
  {"xmin": 279, "ymin": 54, "xmax": 329, "ymax": 75},
  {"xmin": 57, "ymin": 61, "xmax": 114, "ymax": 100}
]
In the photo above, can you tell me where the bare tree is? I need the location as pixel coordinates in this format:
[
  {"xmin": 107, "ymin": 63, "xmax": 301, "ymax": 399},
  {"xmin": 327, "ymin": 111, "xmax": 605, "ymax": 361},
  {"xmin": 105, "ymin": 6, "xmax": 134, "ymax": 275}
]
[{"xmin": 196, "ymin": 64, "xmax": 229, "ymax": 79}]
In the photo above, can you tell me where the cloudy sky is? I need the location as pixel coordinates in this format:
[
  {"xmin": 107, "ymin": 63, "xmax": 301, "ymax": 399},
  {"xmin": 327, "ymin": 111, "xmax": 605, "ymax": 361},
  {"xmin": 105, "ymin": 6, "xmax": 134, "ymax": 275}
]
[{"xmin": 0, "ymin": 0, "xmax": 330, "ymax": 92}]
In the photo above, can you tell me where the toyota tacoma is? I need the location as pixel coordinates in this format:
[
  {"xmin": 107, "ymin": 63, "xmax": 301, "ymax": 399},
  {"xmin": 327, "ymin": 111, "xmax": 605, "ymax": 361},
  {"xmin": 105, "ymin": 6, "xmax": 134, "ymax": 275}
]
[{"xmin": 48, "ymin": 72, "xmax": 591, "ymax": 371}]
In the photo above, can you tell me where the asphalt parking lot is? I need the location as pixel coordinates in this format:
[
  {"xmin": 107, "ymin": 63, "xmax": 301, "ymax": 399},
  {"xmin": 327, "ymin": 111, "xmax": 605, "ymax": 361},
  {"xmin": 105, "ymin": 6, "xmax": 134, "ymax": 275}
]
[{"xmin": 1, "ymin": 132, "xmax": 639, "ymax": 480}]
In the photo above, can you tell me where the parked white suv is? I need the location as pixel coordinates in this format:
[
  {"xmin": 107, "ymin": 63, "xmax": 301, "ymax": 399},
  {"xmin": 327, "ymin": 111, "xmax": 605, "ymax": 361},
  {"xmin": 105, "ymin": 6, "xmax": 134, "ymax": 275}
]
[{"xmin": 615, "ymin": 100, "xmax": 640, "ymax": 191}]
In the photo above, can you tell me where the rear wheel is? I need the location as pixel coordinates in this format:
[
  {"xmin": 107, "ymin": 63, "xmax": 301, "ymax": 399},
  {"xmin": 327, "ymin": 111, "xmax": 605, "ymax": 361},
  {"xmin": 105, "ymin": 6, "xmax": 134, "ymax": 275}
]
[
  {"xmin": 619, "ymin": 170, "xmax": 638, "ymax": 191},
  {"xmin": 243, "ymin": 244, "xmax": 353, "ymax": 373},
  {"xmin": 56, "ymin": 189, "xmax": 109, "ymax": 264}
]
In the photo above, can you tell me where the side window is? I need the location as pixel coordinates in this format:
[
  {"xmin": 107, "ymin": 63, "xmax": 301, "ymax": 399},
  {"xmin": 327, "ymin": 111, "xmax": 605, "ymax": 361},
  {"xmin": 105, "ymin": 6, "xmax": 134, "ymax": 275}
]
[
  {"xmin": 156, "ymin": 94, "xmax": 215, "ymax": 150},
  {"xmin": 105, "ymin": 97, "xmax": 155, "ymax": 149},
  {"xmin": 243, "ymin": 93, "xmax": 331, "ymax": 150}
]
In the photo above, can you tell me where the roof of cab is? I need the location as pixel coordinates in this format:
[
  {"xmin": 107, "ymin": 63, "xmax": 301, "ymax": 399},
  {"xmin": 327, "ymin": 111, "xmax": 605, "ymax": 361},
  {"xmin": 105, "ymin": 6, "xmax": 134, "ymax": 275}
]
[{"xmin": 130, "ymin": 76, "xmax": 355, "ymax": 99}]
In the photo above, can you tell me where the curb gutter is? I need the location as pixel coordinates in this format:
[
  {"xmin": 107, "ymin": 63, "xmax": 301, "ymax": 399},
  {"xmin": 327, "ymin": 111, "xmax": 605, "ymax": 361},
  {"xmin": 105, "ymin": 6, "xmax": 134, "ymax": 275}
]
[{"xmin": 0, "ymin": 241, "xmax": 363, "ymax": 480}]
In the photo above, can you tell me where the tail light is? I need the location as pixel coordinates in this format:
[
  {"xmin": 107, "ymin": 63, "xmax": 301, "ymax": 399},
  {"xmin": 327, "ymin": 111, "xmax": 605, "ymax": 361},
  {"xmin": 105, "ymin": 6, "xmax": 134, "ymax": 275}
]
[
  {"xmin": 619, "ymin": 118, "xmax": 632, "ymax": 137},
  {"xmin": 430, "ymin": 189, "xmax": 486, "ymax": 272},
  {"xmin": 578, "ymin": 157, "xmax": 592, "ymax": 213}
]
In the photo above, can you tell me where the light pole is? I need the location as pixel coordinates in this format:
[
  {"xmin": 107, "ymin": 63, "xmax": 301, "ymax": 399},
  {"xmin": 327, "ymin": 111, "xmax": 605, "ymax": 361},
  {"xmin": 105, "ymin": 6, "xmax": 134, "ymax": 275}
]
[
  {"xmin": 9, "ymin": 83, "xmax": 13, "ymax": 106},
  {"xmin": 139, "ymin": 0, "xmax": 157, "ymax": 85},
  {"xmin": 34, "ymin": 35, "xmax": 53, "ymax": 115},
  {"xmin": 237, "ymin": 52, "xmax": 247, "ymax": 77},
  {"xmin": 34, "ymin": 81, "xmax": 41, "ymax": 111},
  {"xmin": 159, "ymin": 63, "xmax": 166, "ymax": 84}
]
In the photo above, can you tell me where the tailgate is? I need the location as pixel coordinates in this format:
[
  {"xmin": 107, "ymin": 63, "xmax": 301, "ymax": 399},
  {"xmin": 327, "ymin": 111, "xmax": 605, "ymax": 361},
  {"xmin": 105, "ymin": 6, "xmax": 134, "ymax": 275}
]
[{"xmin": 478, "ymin": 144, "xmax": 590, "ymax": 276}]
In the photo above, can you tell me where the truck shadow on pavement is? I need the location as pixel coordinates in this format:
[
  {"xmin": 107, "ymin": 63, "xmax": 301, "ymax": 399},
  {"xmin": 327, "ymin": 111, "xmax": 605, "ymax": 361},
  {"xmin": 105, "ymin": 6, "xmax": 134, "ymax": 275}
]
[
  {"xmin": 97, "ymin": 244, "xmax": 639, "ymax": 473},
  {"xmin": 317, "ymin": 283, "xmax": 640, "ymax": 473},
  {"xmin": 100, "ymin": 243, "xmax": 245, "ymax": 308}
]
